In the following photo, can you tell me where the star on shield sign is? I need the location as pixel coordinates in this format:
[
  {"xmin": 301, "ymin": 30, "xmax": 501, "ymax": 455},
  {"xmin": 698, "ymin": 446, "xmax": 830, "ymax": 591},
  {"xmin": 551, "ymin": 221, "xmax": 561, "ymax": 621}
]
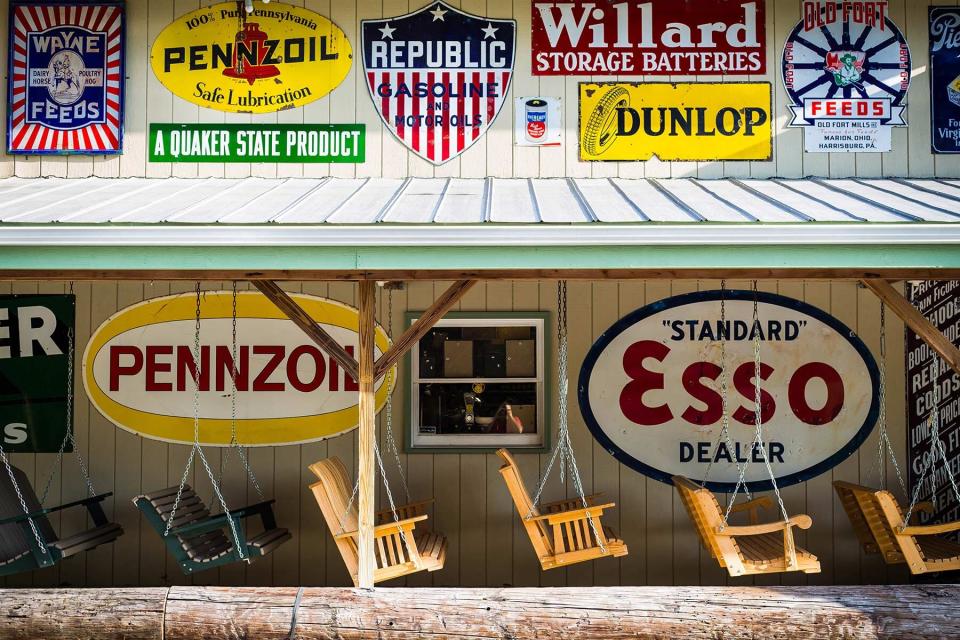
[{"xmin": 361, "ymin": 2, "xmax": 517, "ymax": 165}]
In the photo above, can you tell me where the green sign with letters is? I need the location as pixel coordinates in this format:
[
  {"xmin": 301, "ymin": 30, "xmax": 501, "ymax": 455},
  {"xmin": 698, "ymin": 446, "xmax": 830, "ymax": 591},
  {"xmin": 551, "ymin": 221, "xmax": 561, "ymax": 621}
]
[
  {"xmin": 0, "ymin": 295, "xmax": 74, "ymax": 453},
  {"xmin": 149, "ymin": 123, "xmax": 365, "ymax": 163}
]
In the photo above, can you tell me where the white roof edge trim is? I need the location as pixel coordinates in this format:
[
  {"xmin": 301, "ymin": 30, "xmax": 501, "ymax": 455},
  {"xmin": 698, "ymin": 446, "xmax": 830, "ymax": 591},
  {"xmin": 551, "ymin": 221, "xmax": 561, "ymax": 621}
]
[{"xmin": 1, "ymin": 224, "xmax": 959, "ymax": 247}]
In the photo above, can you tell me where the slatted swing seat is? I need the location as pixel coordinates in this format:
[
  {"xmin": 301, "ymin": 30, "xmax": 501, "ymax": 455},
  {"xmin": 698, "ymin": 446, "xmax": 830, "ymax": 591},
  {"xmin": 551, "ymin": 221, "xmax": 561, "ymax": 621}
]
[{"xmin": 309, "ymin": 457, "xmax": 447, "ymax": 586}]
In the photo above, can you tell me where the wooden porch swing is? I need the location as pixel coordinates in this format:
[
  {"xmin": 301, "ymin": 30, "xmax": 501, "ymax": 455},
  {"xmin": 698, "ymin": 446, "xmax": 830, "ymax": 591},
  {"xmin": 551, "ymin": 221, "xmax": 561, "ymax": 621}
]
[
  {"xmin": 674, "ymin": 282, "xmax": 820, "ymax": 577},
  {"xmin": 499, "ymin": 282, "xmax": 628, "ymax": 570}
]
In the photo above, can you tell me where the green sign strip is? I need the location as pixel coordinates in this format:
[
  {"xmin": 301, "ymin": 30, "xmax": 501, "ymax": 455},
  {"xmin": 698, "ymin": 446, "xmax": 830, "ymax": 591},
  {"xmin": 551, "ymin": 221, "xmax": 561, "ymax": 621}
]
[
  {"xmin": 149, "ymin": 123, "xmax": 365, "ymax": 163},
  {"xmin": 0, "ymin": 295, "xmax": 74, "ymax": 454}
]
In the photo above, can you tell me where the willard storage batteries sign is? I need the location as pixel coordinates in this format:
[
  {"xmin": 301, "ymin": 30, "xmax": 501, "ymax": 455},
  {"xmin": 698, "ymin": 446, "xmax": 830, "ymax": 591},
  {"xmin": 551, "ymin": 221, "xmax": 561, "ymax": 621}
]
[
  {"xmin": 930, "ymin": 8, "xmax": 960, "ymax": 154},
  {"xmin": 579, "ymin": 83, "xmax": 772, "ymax": 161},
  {"xmin": 150, "ymin": 3, "xmax": 352, "ymax": 114},
  {"xmin": 0, "ymin": 295, "xmax": 74, "ymax": 453},
  {"xmin": 361, "ymin": 2, "xmax": 516, "ymax": 165},
  {"xmin": 579, "ymin": 291, "xmax": 879, "ymax": 492},
  {"xmin": 782, "ymin": 1, "xmax": 911, "ymax": 153},
  {"xmin": 532, "ymin": 0, "xmax": 766, "ymax": 76},
  {"xmin": 7, "ymin": 2, "xmax": 124, "ymax": 154}
]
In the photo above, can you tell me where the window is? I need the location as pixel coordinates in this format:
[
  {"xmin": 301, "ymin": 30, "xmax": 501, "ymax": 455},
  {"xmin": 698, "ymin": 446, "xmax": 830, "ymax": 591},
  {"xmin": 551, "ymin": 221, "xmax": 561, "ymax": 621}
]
[{"xmin": 408, "ymin": 314, "xmax": 547, "ymax": 450}]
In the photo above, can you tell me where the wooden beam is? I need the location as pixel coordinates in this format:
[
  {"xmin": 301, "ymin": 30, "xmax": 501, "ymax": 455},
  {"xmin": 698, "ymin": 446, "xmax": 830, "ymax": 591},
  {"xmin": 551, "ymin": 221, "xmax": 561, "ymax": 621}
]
[
  {"xmin": 4, "ymin": 586, "xmax": 960, "ymax": 639},
  {"xmin": 861, "ymin": 279, "xmax": 960, "ymax": 376},
  {"xmin": 356, "ymin": 280, "xmax": 377, "ymax": 590},
  {"xmin": 252, "ymin": 280, "xmax": 359, "ymax": 381},
  {"xmin": 5, "ymin": 268, "xmax": 960, "ymax": 282},
  {"xmin": 375, "ymin": 280, "xmax": 476, "ymax": 380}
]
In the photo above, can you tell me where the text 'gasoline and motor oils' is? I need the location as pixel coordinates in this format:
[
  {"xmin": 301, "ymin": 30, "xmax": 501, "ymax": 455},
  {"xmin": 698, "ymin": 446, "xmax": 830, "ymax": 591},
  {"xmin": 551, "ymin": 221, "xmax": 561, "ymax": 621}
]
[
  {"xmin": 361, "ymin": 2, "xmax": 516, "ymax": 165},
  {"xmin": 579, "ymin": 83, "xmax": 772, "ymax": 162},
  {"xmin": 150, "ymin": 2, "xmax": 352, "ymax": 114},
  {"xmin": 531, "ymin": 0, "xmax": 766, "ymax": 76}
]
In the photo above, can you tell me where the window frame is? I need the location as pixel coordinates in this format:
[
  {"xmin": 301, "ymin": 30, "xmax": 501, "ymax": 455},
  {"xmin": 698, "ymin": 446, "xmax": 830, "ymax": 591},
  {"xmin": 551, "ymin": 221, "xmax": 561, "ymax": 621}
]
[{"xmin": 404, "ymin": 311, "xmax": 551, "ymax": 453}]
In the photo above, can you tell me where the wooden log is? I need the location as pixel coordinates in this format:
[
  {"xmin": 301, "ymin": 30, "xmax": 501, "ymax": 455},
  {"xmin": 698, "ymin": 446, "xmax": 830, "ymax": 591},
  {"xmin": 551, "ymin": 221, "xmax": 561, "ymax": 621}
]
[
  {"xmin": 356, "ymin": 280, "xmax": 377, "ymax": 590},
  {"xmin": 0, "ymin": 588, "xmax": 166, "ymax": 640}
]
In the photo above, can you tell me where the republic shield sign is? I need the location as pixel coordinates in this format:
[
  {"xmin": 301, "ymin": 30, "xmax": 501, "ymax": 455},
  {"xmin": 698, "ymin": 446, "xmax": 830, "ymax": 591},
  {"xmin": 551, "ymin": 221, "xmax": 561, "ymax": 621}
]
[{"xmin": 362, "ymin": 2, "xmax": 516, "ymax": 165}]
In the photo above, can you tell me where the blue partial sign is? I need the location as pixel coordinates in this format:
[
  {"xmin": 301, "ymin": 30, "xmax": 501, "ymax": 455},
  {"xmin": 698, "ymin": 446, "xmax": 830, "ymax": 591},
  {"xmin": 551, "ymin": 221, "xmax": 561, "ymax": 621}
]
[{"xmin": 931, "ymin": 7, "xmax": 960, "ymax": 154}]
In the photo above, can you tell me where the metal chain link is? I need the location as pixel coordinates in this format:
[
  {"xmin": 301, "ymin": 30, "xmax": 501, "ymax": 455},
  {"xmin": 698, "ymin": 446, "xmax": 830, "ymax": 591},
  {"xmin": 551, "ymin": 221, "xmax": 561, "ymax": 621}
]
[
  {"xmin": 0, "ymin": 443, "xmax": 47, "ymax": 552},
  {"xmin": 873, "ymin": 304, "xmax": 907, "ymax": 495},
  {"xmin": 383, "ymin": 287, "xmax": 411, "ymax": 504},
  {"xmin": 723, "ymin": 282, "xmax": 789, "ymax": 527},
  {"xmin": 165, "ymin": 284, "xmax": 246, "ymax": 561}
]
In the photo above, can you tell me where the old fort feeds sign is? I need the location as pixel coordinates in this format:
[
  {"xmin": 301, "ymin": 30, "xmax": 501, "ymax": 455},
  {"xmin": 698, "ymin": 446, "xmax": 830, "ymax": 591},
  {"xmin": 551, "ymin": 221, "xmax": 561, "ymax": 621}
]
[
  {"xmin": 83, "ymin": 293, "xmax": 395, "ymax": 447},
  {"xmin": 150, "ymin": 3, "xmax": 352, "ymax": 114},
  {"xmin": 579, "ymin": 291, "xmax": 880, "ymax": 493},
  {"xmin": 579, "ymin": 83, "xmax": 772, "ymax": 161}
]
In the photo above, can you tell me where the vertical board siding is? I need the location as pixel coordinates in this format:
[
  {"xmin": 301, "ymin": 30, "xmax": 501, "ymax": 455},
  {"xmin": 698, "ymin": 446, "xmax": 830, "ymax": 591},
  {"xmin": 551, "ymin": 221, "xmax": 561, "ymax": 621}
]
[
  {"xmin": 2, "ymin": 0, "xmax": 959, "ymax": 178},
  {"xmin": 0, "ymin": 278, "xmax": 912, "ymax": 587}
]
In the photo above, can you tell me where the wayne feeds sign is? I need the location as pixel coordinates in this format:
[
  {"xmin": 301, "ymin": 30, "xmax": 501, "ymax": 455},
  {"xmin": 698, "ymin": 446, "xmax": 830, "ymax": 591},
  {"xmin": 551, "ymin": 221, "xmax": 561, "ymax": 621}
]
[
  {"xmin": 149, "ymin": 123, "xmax": 365, "ymax": 163},
  {"xmin": 150, "ymin": 2, "xmax": 352, "ymax": 114},
  {"xmin": 579, "ymin": 290, "xmax": 879, "ymax": 492},
  {"xmin": 579, "ymin": 83, "xmax": 772, "ymax": 161},
  {"xmin": 532, "ymin": 0, "xmax": 765, "ymax": 76},
  {"xmin": 83, "ymin": 293, "xmax": 395, "ymax": 447},
  {"xmin": 0, "ymin": 295, "xmax": 74, "ymax": 453}
]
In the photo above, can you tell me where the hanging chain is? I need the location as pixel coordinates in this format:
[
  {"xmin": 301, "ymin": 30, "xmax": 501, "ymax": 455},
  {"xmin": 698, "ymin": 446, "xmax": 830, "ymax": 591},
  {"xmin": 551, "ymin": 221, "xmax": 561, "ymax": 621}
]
[
  {"xmin": 701, "ymin": 283, "xmax": 750, "ymax": 499},
  {"xmin": 0, "ymin": 442, "xmax": 47, "ymax": 552},
  {"xmin": 165, "ymin": 284, "xmax": 246, "ymax": 560},
  {"xmin": 383, "ymin": 287, "xmax": 412, "ymax": 504},
  {"xmin": 723, "ymin": 282, "xmax": 789, "ymax": 527},
  {"xmin": 873, "ymin": 304, "xmax": 907, "ymax": 495},
  {"xmin": 39, "ymin": 283, "xmax": 96, "ymax": 505}
]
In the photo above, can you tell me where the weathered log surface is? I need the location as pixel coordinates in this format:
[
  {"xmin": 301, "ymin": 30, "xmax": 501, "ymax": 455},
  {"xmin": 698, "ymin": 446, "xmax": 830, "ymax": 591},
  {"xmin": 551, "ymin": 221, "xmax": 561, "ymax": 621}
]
[{"xmin": 2, "ymin": 586, "xmax": 960, "ymax": 640}]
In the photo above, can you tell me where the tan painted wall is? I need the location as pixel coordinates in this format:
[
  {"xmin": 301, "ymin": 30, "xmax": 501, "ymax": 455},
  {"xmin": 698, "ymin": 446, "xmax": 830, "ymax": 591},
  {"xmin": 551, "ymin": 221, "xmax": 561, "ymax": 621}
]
[
  {"xmin": 0, "ymin": 279, "xmax": 911, "ymax": 588},
  {"xmin": 0, "ymin": 0, "xmax": 958, "ymax": 179}
]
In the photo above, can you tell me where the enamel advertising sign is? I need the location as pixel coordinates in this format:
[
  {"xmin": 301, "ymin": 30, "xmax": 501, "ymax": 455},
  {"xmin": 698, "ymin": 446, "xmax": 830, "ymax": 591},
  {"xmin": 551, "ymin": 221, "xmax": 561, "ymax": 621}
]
[
  {"xmin": 782, "ymin": 1, "xmax": 911, "ymax": 153},
  {"xmin": 7, "ymin": 2, "xmax": 124, "ymax": 154},
  {"xmin": 514, "ymin": 97, "xmax": 561, "ymax": 147},
  {"xmin": 150, "ymin": 3, "xmax": 352, "ymax": 114},
  {"xmin": 83, "ymin": 293, "xmax": 395, "ymax": 447},
  {"xmin": 579, "ymin": 83, "xmax": 772, "ymax": 161},
  {"xmin": 361, "ymin": 2, "xmax": 516, "ymax": 165},
  {"xmin": 930, "ymin": 8, "xmax": 960, "ymax": 154},
  {"xmin": 1, "ymin": 295, "xmax": 74, "ymax": 453},
  {"xmin": 579, "ymin": 291, "xmax": 880, "ymax": 492},
  {"xmin": 531, "ymin": 0, "xmax": 765, "ymax": 76}
]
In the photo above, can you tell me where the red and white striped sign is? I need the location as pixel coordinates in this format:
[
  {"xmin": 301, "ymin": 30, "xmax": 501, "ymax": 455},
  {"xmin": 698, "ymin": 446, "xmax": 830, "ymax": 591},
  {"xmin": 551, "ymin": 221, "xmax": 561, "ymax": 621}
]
[
  {"xmin": 8, "ymin": 2, "xmax": 124, "ymax": 155},
  {"xmin": 361, "ymin": 3, "xmax": 516, "ymax": 165}
]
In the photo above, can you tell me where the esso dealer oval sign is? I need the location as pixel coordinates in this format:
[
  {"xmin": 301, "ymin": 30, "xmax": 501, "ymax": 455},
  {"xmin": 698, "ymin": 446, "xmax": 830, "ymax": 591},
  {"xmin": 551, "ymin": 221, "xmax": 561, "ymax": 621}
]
[
  {"xmin": 578, "ymin": 291, "xmax": 879, "ymax": 492},
  {"xmin": 83, "ymin": 292, "xmax": 394, "ymax": 447}
]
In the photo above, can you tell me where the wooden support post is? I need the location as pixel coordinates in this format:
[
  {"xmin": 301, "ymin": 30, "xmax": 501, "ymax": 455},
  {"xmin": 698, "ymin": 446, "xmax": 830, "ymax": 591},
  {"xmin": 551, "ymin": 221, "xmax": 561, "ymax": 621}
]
[
  {"xmin": 357, "ymin": 280, "xmax": 377, "ymax": 589},
  {"xmin": 252, "ymin": 280, "xmax": 359, "ymax": 381},
  {"xmin": 375, "ymin": 280, "xmax": 476, "ymax": 380},
  {"xmin": 862, "ymin": 279, "xmax": 960, "ymax": 376}
]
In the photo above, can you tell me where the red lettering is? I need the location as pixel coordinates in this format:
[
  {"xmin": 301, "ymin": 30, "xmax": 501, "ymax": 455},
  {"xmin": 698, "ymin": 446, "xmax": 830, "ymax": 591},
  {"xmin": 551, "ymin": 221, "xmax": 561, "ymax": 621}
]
[
  {"xmin": 215, "ymin": 345, "xmax": 249, "ymax": 392},
  {"xmin": 619, "ymin": 341, "xmax": 673, "ymax": 426},
  {"xmin": 681, "ymin": 361, "xmax": 723, "ymax": 426},
  {"xmin": 252, "ymin": 345, "xmax": 285, "ymax": 391},
  {"xmin": 344, "ymin": 345, "xmax": 359, "ymax": 392},
  {"xmin": 789, "ymin": 362, "xmax": 844, "ymax": 425},
  {"xmin": 732, "ymin": 361, "xmax": 776, "ymax": 425},
  {"xmin": 287, "ymin": 345, "xmax": 326, "ymax": 392},
  {"xmin": 109, "ymin": 345, "xmax": 143, "ymax": 391},
  {"xmin": 176, "ymin": 345, "xmax": 210, "ymax": 392},
  {"xmin": 145, "ymin": 345, "xmax": 173, "ymax": 392}
]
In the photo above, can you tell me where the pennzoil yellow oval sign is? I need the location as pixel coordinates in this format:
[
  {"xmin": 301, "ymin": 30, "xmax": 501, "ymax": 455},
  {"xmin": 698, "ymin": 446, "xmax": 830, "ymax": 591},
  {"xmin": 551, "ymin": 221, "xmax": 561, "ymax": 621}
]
[
  {"xmin": 82, "ymin": 292, "xmax": 395, "ymax": 447},
  {"xmin": 150, "ymin": 2, "xmax": 352, "ymax": 114}
]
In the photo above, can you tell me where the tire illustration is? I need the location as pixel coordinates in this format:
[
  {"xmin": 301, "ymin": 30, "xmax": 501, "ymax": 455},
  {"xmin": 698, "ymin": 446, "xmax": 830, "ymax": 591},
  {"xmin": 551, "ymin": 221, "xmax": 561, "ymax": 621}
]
[{"xmin": 582, "ymin": 87, "xmax": 630, "ymax": 157}]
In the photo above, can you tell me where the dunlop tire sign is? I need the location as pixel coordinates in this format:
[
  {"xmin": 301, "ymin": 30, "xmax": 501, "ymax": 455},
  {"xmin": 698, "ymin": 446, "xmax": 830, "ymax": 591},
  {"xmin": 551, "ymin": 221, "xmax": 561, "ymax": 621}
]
[
  {"xmin": 578, "ymin": 290, "xmax": 879, "ymax": 493},
  {"xmin": 82, "ymin": 293, "xmax": 395, "ymax": 447},
  {"xmin": 150, "ymin": 3, "xmax": 352, "ymax": 114},
  {"xmin": 579, "ymin": 82, "xmax": 772, "ymax": 161}
]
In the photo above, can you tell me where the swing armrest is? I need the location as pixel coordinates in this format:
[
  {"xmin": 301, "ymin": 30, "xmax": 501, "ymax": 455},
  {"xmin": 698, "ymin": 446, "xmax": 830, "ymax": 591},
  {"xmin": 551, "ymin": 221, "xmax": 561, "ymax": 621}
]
[
  {"xmin": 730, "ymin": 496, "xmax": 773, "ymax": 524},
  {"xmin": 334, "ymin": 514, "xmax": 428, "ymax": 540},
  {"xmin": 527, "ymin": 503, "xmax": 616, "ymax": 524},
  {"xmin": 169, "ymin": 500, "xmax": 277, "ymax": 537},
  {"xmin": 715, "ymin": 515, "xmax": 813, "ymax": 537},
  {"xmin": 227, "ymin": 500, "xmax": 277, "ymax": 520},
  {"xmin": 539, "ymin": 494, "xmax": 605, "ymax": 513},
  {"xmin": 0, "ymin": 492, "xmax": 113, "ymax": 525},
  {"xmin": 899, "ymin": 520, "xmax": 960, "ymax": 536}
]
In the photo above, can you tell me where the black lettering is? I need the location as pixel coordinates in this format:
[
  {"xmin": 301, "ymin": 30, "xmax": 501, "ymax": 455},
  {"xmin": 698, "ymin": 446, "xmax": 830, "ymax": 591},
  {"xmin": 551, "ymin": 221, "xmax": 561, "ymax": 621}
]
[
  {"xmin": 680, "ymin": 442, "xmax": 694, "ymax": 463},
  {"xmin": 617, "ymin": 107, "xmax": 641, "ymax": 136},
  {"xmin": 164, "ymin": 47, "xmax": 185, "ymax": 73}
]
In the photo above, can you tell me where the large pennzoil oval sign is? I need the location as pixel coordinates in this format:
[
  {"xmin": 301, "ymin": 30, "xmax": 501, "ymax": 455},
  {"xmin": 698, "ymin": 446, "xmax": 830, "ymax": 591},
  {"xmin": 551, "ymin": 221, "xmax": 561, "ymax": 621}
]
[
  {"xmin": 83, "ymin": 293, "xmax": 394, "ymax": 447},
  {"xmin": 150, "ymin": 3, "xmax": 352, "ymax": 113},
  {"xmin": 579, "ymin": 291, "xmax": 879, "ymax": 492}
]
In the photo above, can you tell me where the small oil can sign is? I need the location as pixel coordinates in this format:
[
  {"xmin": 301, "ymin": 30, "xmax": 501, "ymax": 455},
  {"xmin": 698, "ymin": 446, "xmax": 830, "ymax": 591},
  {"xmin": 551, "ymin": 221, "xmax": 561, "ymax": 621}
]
[
  {"xmin": 7, "ymin": 2, "xmax": 125, "ymax": 154},
  {"xmin": 579, "ymin": 291, "xmax": 879, "ymax": 492},
  {"xmin": 0, "ymin": 295, "xmax": 74, "ymax": 453},
  {"xmin": 514, "ymin": 97, "xmax": 561, "ymax": 147}
]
